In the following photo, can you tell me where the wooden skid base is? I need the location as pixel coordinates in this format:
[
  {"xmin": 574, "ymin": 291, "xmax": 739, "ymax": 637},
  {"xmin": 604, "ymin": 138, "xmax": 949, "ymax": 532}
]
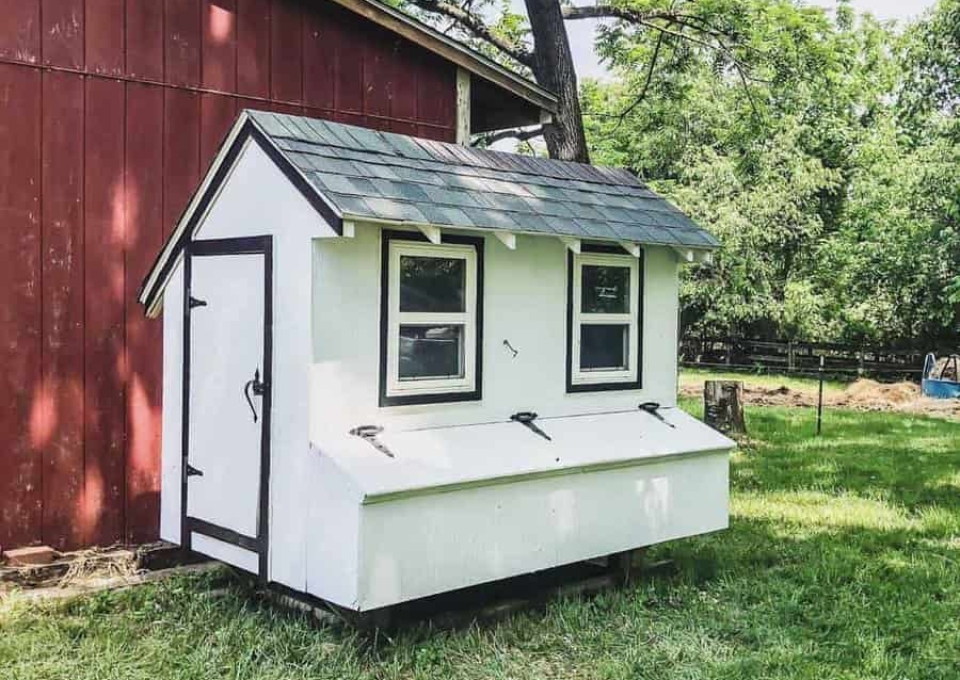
[{"xmin": 266, "ymin": 549, "xmax": 673, "ymax": 632}]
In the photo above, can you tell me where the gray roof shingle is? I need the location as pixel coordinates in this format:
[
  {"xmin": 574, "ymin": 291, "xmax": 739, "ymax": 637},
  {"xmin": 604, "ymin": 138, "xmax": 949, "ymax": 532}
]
[{"xmin": 248, "ymin": 110, "xmax": 719, "ymax": 250}]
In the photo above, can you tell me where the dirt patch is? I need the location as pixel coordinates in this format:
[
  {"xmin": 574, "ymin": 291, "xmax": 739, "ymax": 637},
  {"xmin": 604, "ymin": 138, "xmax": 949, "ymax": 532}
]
[
  {"xmin": 0, "ymin": 543, "xmax": 190, "ymax": 597},
  {"xmin": 681, "ymin": 378, "xmax": 960, "ymax": 419}
]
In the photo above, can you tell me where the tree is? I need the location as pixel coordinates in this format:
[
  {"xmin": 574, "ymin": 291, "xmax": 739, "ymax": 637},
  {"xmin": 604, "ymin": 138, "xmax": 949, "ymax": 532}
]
[
  {"xmin": 580, "ymin": 0, "xmax": 959, "ymax": 347},
  {"xmin": 404, "ymin": 0, "xmax": 775, "ymax": 162},
  {"xmin": 404, "ymin": 0, "xmax": 960, "ymax": 348},
  {"xmin": 898, "ymin": 0, "xmax": 960, "ymax": 136}
]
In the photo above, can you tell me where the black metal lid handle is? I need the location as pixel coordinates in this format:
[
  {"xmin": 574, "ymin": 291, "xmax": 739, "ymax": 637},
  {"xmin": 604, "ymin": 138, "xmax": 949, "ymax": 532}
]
[
  {"xmin": 639, "ymin": 401, "xmax": 676, "ymax": 428},
  {"xmin": 510, "ymin": 411, "xmax": 552, "ymax": 441}
]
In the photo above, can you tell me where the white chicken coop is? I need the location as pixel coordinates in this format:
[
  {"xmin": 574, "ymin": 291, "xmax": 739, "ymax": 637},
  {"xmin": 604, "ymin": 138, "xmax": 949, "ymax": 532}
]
[{"xmin": 139, "ymin": 110, "xmax": 734, "ymax": 614}]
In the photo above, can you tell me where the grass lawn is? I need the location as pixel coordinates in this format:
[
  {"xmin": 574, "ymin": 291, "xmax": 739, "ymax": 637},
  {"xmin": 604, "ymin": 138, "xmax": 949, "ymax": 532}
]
[
  {"xmin": 679, "ymin": 366, "xmax": 848, "ymax": 395},
  {"xmin": 3, "ymin": 402, "xmax": 960, "ymax": 679}
]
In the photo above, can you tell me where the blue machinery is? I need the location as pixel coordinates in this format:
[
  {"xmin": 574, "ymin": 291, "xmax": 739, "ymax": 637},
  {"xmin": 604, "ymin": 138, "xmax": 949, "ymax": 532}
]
[{"xmin": 922, "ymin": 353, "xmax": 960, "ymax": 399}]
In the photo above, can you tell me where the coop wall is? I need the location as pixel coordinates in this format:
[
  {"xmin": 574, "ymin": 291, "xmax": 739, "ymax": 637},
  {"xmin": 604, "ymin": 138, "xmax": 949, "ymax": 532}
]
[
  {"xmin": 350, "ymin": 451, "xmax": 729, "ymax": 610},
  {"xmin": 309, "ymin": 224, "xmax": 682, "ymax": 436},
  {"xmin": 158, "ymin": 139, "xmax": 336, "ymax": 589}
]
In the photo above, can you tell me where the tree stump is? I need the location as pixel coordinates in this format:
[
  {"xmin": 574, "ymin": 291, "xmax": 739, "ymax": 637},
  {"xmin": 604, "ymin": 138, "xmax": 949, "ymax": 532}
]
[{"xmin": 703, "ymin": 380, "xmax": 746, "ymax": 435}]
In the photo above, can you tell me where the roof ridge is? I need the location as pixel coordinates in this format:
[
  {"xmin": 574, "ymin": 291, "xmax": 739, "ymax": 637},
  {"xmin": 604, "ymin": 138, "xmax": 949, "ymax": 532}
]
[{"xmin": 247, "ymin": 110, "xmax": 649, "ymax": 190}]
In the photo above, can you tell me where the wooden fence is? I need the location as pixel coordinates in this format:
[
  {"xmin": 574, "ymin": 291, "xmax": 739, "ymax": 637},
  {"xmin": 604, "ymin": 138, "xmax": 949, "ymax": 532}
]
[{"xmin": 679, "ymin": 336, "xmax": 952, "ymax": 381}]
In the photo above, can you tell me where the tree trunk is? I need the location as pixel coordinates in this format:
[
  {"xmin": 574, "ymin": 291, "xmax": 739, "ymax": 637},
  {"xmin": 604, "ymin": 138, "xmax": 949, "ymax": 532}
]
[
  {"xmin": 703, "ymin": 380, "xmax": 747, "ymax": 435},
  {"xmin": 522, "ymin": 0, "xmax": 590, "ymax": 163}
]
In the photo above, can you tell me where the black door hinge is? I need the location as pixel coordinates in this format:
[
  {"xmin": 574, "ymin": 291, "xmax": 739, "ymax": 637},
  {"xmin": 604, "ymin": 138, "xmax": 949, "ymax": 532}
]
[
  {"xmin": 185, "ymin": 463, "xmax": 204, "ymax": 477},
  {"xmin": 189, "ymin": 296, "xmax": 207, "ymax": 309}
]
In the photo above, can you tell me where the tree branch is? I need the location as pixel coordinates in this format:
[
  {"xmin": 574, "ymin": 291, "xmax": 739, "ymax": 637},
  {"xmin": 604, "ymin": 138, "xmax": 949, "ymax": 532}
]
[
  {"xmin": 472, "ymin": 125, "xmax": 544, "ymax": 146},
  {"xmin": 612, "ymin": 30, "xmax": 665, "ymax": 127},
  {"xmin": 409, "ymin": 0, "xmax": 534, "ymax": 67},
  {"xmin": 562, "ymin": 6, "xmax": 760, "ymax": 60},
  {"xmin": 564, "ymin": 3, "xmax": 767, "ymax": 118}
]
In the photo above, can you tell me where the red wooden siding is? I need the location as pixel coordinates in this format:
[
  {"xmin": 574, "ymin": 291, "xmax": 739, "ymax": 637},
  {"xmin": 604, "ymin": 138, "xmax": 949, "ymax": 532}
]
[
  {"xmin": 124, "ymin": 83, "xmax": 165, "ymax": 544},
  {"xmin": 0, "ymin": 0, "xmax": 457, "ymax": 550},
  {"xmin": 0, "ymin": 65, "xmax": 42, "ymax": 549},
  {"xmin": 40, "ymin": 71, "xmax": 85, "ymax": 548}
]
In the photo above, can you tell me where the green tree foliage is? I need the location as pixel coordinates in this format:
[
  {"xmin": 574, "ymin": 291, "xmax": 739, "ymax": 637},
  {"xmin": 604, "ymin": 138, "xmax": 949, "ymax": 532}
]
[{"xmin": 583, "ymin": 0, "xmax": 959, "ymax": 346}]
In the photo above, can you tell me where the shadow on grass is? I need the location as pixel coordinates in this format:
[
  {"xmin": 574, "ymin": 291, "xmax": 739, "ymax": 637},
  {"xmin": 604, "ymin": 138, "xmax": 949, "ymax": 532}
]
[
  {"xmin": 653, "ymin": 508, "xmax": 960, "ymax": 677},
  {"xmin": 730, "ymin": 404, "xmax": 960, "ymax": 514}
]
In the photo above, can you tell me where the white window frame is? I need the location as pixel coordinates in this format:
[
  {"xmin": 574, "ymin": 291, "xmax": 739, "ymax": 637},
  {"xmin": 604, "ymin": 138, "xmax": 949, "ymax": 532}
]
[
  {"xmin": 385, "ymin": 239, "xmax": 478, "ymax": 399},
  {"xmin": 570, "ymin": 251, "xmax": 641, "ymax": 387}
]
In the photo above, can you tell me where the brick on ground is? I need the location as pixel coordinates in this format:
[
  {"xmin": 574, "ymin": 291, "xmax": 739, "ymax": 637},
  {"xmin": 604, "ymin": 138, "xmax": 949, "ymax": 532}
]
[{"xmin": 3, "ymin": 546, "xmax": 58, "ymax": 566}]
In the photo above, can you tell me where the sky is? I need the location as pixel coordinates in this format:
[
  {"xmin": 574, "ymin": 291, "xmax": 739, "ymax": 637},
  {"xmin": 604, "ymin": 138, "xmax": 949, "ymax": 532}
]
[{"xmin": 560, "ymin": 0, "xmax": 939, "ymax": 80}]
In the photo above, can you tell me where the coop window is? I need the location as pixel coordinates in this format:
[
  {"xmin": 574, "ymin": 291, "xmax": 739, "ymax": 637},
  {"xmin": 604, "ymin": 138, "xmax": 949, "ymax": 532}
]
[
  {"xmin": 567, "ymin": 247, "xmax": 642, "ymax": 391},
  {"xmin": 380, "ymin": 230, "xmax": 483, "ymax": 406}
]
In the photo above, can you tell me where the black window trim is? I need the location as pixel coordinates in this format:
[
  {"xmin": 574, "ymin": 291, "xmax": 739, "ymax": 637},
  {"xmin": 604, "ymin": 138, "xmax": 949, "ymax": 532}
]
[
  {"xmin": 379, "ymin": 228, "xmax": 485, "ymax": 407},
  {"xmin": 566, "ymin": 242, "xmax": 644, "ymax": 393}
]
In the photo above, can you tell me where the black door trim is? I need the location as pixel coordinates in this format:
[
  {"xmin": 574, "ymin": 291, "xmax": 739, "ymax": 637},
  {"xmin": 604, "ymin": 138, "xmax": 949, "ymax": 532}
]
[
  {"xmin": 185, "ymin": 517, "xmax": 263, "ymax": 553},
  {"xmin": 181, "ymin": 235, "xmax": 274, "ymax": 580}
]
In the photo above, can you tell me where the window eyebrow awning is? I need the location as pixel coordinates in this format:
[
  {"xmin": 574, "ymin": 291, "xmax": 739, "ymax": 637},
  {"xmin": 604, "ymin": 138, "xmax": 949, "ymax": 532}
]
[{"xmin": 252, "ymin": 110, "xmax": 720, "ymax": 250}]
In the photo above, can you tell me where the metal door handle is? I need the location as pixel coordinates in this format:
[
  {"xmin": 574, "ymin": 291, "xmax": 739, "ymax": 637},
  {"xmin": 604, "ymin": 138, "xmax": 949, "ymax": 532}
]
[{"xmin": 243, "ymin": 368, "xmax": 265, "ymax": 423}]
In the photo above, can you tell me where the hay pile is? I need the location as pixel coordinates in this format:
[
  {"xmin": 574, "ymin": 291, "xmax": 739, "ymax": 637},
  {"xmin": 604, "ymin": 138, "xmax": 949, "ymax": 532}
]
[
  {"xmin": 680, "ymin": 376, "xmax": 960, "ymax": 419},
  {"xmin": 834, "ymin": 379, "xmax": 919, "ymax": 409}
]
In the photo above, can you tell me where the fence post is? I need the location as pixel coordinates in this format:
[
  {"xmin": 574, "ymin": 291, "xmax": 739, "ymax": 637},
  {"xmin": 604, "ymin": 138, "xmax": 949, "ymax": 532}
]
[
  {"xmin": 816, "ymin": 355, "xmax": 825, "ymax": 436},
  {"xmin": 787, "ymin": 341, "xmax": 796, "ymax": 373}
]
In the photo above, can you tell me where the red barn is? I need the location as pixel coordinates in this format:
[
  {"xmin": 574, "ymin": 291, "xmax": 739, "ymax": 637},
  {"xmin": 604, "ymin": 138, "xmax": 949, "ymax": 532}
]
[{"xmin": 0, "ymin": 0, "xmax": 554, "ymax": 551}]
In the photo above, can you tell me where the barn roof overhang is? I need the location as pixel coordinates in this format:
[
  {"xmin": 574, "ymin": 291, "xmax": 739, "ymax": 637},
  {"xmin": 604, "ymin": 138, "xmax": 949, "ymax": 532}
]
[
  {"xmin": 139, "ymin": 110, "xmax": 719, "ymax": 318},
  {"xmin": 327, "ymin": 0, "xmax": 557, "ymax": 127}
]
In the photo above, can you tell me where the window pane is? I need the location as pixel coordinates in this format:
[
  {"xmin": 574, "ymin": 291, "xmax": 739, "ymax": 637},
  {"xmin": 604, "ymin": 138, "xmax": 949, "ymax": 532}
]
[
  {"xmin": 400, "ymin": 255, "xmax": 465, "ymax": 313},
  {"xmin": 580, "ymin": 324, "xmax": 629, "ymax": 371},
  {"xmin": 581, "ymin": 265, "xmax": 630, "ymax": 314},
  {"xmin": 399, "ymin": 325, "xmax": 464, "ymax": 380}
]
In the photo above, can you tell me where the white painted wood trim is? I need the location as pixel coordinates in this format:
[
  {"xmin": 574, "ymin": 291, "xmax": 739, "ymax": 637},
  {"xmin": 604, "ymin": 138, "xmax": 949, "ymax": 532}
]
[
  {"xmin": 494, "ymin": 231, "xmax": 517, "ymax": 250},
  {"xmin": 385, "ymin": 240, "xmax": 478, "ymax": 398},
  {"xmin": 417, "ymin": 224, "xmax": 442, "ymax": 244},
  {"xmin": 560, "ymin": 236, "xmax": 581, "ymax": 254},
  {"xmin": 456, "ymin": 68, "xmax": 471, "ymax": 146},
  {"xmin": 619, "ymin": 241, "xmax": 641, "ymax": 258},
  {"xmin": 570, "ymin": 251, "xmax": 641, "ymax": 386},
  {"xmin": 342, "ymin": 220, "xmax": 356, "ymax": 238},
  {"xmin": 340, "ymin": 213, "xmax": 718, "ymax": 259},
  {"xmin": 672, "ymin": 247, "xmax": 715, "ymax": 265},
  {"xmin": 140, "ymin": 112, "xmax": 251, "ymax": 314}
]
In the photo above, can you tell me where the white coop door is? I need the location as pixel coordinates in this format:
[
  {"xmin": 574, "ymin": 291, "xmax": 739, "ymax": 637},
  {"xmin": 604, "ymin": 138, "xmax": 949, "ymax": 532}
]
[{"xmin": 184, "ymin": 237, "xmax": 272, "ymax": 576}]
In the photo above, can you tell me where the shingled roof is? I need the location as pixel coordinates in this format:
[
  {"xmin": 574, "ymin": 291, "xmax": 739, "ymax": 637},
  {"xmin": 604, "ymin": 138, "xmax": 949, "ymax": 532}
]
[
  {"xmin": 140, "ymin": 110, "xmax": 720, "ymax": 315},
  {"xmin": 247, "ymin": 111, "xmax": 719, "ymax": 250}
]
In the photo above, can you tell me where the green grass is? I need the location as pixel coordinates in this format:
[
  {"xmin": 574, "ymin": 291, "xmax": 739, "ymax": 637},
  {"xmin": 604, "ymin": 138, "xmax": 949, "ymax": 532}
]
[
  {"xmin": 4, "ymin": 403, "xmax": 960, "ymax": 679},
  {"xmin": 680, "ymin": 367, "xmax": 848, "ymax": 395}
]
